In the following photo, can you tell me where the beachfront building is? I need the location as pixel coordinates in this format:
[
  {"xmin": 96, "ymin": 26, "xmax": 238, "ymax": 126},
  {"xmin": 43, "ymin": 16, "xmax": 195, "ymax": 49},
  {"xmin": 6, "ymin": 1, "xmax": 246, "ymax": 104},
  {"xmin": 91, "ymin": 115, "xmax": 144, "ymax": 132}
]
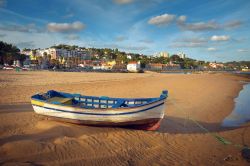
[
  {"xmin": 163, "ymin": 63, "xmax": 181, "ymax": 70},
  {"xmin": 20, "ymin": 50, "xmax": 33, "ymax": 56},
  {"xmin": 22, "ymin": 48, "xmax": 91, "ymax": 60},
  {"xmin": 127, "ymin": 61, "xmax": 141, "ymax": 72},
  {"xmin": 48, "ymin": 48, "xmax": 91, "ymax": 60},
  {"xmin": 241, "ymin": 66, "xmax": 249, "ymax": 71},
  {"xmin": 209, "ymin": 62, "xmax": 224, "ymax": 69},
  {"xmin": 101, "ymin": 60, "xmax": 116, "ymax": 70}
]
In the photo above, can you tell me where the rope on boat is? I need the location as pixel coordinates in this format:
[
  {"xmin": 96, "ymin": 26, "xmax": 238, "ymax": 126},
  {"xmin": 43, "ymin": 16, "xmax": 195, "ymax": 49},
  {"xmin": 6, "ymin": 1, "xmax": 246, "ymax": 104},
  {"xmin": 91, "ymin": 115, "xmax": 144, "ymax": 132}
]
[{"xmin": 168, "ymin": 97, "xmax": 250, "ymax": 150}]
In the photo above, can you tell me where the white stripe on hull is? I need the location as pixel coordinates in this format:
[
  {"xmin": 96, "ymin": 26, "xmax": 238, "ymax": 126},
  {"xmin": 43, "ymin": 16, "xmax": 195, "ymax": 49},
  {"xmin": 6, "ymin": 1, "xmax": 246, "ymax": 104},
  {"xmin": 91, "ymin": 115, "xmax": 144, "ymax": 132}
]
[{"xmin": 32, "ymin": 104, "xmax": 165, "ymax": 123}]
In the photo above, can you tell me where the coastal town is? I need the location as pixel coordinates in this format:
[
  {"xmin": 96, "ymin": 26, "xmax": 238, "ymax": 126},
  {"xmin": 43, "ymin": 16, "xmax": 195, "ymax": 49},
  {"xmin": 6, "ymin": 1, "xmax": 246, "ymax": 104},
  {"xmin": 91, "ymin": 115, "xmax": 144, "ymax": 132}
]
[
  {"xmin": 1, "ymin": 41, "xmax": 249, "ymax": 72},
  {"xmin": 1, "ymin": 0, "xmax": 250, "ymax": 165}
]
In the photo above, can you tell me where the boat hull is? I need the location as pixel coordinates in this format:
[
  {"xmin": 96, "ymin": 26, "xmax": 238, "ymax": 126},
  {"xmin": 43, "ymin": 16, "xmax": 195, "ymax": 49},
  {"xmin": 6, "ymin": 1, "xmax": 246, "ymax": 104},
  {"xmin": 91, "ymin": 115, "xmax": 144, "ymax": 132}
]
[{"xmin": 31, "ymin": 99, "xmax": 165, "ymax": 131}]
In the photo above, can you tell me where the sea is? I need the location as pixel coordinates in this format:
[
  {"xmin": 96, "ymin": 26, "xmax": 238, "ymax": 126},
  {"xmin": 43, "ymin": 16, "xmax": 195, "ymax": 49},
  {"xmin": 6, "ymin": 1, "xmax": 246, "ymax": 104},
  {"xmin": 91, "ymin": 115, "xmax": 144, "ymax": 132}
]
[{"xmin": 222, "ymin": 82, "xmax": 250, "ymax": 127}]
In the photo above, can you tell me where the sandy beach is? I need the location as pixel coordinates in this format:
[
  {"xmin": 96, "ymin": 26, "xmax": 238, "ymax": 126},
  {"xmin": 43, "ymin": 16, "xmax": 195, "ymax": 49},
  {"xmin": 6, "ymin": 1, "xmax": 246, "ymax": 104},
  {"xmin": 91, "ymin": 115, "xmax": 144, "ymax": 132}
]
[{"xmin": 0, "ymin": 70, "xmax": 250, "ymax": 165}]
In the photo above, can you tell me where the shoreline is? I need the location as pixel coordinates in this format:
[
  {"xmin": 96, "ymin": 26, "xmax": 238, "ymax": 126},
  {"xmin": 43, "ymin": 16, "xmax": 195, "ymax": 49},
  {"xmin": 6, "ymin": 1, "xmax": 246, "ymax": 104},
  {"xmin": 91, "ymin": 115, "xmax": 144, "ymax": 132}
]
[{"xmin": 0, "ymin": 71, "xmax": 250, "ymax": 165}]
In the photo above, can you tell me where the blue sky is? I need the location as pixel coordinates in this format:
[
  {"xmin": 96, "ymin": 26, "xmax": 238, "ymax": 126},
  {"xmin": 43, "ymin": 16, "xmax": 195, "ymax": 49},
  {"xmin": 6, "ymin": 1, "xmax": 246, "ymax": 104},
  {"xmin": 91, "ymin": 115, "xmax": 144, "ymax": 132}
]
[{"xmin": 0, "ymin": 0, "xmax": 249, "ymax": 62}]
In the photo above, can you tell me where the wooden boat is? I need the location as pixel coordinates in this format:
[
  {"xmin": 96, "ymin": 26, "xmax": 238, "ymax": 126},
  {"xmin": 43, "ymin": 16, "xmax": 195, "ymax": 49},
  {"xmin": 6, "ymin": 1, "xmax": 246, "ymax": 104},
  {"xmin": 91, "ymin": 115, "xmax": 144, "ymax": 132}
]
[{"xmin": 31, "ymin": 90, "xmax": 168, "ymax": 130}]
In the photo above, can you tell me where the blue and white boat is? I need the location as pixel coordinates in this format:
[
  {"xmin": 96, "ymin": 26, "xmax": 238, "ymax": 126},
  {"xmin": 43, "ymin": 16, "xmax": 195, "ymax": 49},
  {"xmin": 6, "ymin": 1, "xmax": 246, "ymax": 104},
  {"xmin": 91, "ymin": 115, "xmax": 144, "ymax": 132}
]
[{"xmin": 31, "ymin": 90, "xmax": 168, "ymax": 130}]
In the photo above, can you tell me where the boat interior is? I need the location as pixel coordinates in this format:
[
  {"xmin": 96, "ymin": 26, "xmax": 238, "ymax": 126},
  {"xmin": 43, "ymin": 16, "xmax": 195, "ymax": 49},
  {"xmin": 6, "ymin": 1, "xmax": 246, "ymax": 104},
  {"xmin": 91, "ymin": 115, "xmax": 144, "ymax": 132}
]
[{"xmin": 32, "ymin": 90, "xmax": 168, "ymax": 109}]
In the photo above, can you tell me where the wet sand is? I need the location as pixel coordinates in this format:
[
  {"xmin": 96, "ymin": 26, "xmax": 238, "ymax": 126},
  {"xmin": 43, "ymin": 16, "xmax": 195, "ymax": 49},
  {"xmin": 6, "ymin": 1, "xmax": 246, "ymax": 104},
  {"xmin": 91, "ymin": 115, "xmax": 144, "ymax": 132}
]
[{"xmin": 0, "ymin": 70, "xmax": 250, "ymax": 165}]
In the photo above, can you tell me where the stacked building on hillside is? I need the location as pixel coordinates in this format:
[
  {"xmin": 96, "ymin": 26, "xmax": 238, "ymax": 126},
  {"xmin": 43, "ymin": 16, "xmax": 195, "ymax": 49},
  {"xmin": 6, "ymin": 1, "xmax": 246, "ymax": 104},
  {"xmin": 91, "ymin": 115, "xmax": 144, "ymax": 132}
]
[
  {"xmin": 21, "ymin": 48, "xmax": 91, "ymax": 60},
  {"xmin": 177, "ymin": 52, "xmax": 186, "ymax": 59},
  {"xmin": 154, "ymin": 52, "xmax": 170, "ymax": 58}
]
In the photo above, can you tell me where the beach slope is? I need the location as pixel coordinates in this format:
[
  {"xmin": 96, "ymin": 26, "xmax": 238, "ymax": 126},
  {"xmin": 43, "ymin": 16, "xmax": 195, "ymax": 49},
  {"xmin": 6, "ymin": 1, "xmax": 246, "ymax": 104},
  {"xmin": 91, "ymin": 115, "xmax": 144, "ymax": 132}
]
[{"xmin": 0, "ymin": 71, "xmax": 249, "ymax": 165}]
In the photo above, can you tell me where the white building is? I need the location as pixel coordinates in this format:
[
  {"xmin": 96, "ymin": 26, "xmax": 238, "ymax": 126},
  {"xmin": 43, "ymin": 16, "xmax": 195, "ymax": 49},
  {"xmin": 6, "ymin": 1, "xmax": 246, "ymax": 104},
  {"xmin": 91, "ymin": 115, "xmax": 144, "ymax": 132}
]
[
  {"xmin": 127, "ymin": 61, "xmax": 141, "ymax": 72},
  {"xmin": 209, "ymin": 62, "xmax": 224, "ymax": 69},
  {"xmin": 22, "ymin": 48, "xmax": 90, "ymax": 60},
  {"xmin": 177, "ymin": 52, "xmax": 186, "ymax": 59},
  {"xmin": 154, "ymin": 52, "xmax": 169, "ymax": 58},
  {"xmin": 127, "ymin": 55, "xmax": 132, "ymax": 59}
]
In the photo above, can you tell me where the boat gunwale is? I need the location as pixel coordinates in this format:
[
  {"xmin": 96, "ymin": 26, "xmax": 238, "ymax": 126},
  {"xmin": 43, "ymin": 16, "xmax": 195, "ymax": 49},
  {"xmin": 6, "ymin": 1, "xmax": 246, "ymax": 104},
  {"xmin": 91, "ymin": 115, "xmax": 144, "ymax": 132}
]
[
  {"xmin": 31, "ymin": 101, "xmax": 165, "ymax": 116},
  {"xmin": 31, "ymin": 97, "xmax": 166, "ymax": 112},
  {"xmin": 31, "ymin": 91, "xmax": 168, "ymax": 111}
]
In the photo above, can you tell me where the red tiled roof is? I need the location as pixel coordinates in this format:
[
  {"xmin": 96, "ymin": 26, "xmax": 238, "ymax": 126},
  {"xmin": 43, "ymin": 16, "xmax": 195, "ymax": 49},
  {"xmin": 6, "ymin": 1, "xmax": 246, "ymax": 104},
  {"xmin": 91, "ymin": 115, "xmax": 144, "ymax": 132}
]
[{"xmin": 128, "ymin": 61, "xmax": 137, "ymax": 64}]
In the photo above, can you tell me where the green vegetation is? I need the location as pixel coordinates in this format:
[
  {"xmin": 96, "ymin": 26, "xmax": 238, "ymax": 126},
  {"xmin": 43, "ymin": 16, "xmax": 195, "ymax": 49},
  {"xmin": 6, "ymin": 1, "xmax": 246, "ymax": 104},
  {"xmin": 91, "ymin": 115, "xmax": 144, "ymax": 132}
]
[
  {"xmin": 1, "ymin": 41, "xmax": 249, "ymax": 70},
  {"xmin": 0, "ymin": 41, "xmax": 26, "ymax": 65},
  {"xmin": 51, "ymin": 44, "xmax": 82, "ymax": 50}
]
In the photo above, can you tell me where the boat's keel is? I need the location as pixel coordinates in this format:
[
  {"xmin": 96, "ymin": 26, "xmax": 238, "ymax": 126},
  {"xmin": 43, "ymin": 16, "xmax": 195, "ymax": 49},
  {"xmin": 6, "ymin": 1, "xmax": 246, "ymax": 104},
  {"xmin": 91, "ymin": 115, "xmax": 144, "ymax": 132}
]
[
  {"xmin": 126, "ymin": 119, "xmax": 161, "ymax": 131},
  {"xmin": 41, "ymin": 115, "xmax": 162, "ymax": 131}
]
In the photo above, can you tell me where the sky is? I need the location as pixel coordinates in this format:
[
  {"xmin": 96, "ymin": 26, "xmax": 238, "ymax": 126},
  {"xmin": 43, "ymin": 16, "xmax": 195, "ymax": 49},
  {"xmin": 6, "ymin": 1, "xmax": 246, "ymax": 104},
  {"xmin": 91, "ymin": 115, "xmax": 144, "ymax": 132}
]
[{"xmin": 0, "ymin": 0, "xmax": 250, "ymax": 62}]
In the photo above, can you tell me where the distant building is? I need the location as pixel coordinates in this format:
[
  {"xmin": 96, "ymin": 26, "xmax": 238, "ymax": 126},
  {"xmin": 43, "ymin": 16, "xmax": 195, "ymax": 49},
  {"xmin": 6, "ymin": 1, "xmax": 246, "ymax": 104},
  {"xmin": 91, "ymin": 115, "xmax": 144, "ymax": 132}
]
[
  {"xmin": 177, "ymin": 52, "xmax": 186, "ymax": 59},
  {"xmin": 22, "ymin": 48, "xmax": 91, "ymax": 60},
  {"xmin": 20, "ymin": 50, "xmax": 32, "ymax": 56},
  {"xmin": 154, "ymin": 52, "xmax": 169, "ymax": 58},
  {"xmin": 101, "ymin": 60, "xmax": 116, "ymax": 70},
  {"xmin": 209, "ymin": 62, "xmax": 224, "ymax": 69},
  {"xmin": 241, "ymin": 66, "xmax": 249, "ymax": 71},
  {"xmin": 127, "ymin": 61, "xmax": 141, "ymax": 72},
  {"xmin": 127, "ymin": 55, "xmax": 132, "ymax": 59},
  {"xmin": 163, "ymin": 63, "xmax": 181, "ymax": 70}
]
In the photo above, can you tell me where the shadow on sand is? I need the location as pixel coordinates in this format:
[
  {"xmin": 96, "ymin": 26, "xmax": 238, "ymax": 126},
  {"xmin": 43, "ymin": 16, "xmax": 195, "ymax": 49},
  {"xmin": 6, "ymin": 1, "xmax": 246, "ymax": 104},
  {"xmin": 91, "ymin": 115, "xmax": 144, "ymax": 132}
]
[
  {"xmin": 0, "ymin": 103, "xmax": 249, "ymax": 136},
  {"xmin": 0, "ymin": 103, "xmax": 33, "ymax": 114},
  {"xmin": 158, "ymin": 115, "xmax": 250, "ymax": 134}
]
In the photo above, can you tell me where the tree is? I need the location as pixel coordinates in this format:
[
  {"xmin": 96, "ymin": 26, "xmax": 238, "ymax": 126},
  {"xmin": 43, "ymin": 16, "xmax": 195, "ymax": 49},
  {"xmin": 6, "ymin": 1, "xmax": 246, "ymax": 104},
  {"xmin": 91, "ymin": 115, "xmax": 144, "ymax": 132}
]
[
  {"xmin": 0, "ymin": 41, "xmax": 21, "ymax": 65},
  {"xmin": 43, "ymin": 52, "xmax": 47, "ymax": 59},
  {"xmin": 170, "ymin": 55, "xmax": 181, "ymax": 62}
]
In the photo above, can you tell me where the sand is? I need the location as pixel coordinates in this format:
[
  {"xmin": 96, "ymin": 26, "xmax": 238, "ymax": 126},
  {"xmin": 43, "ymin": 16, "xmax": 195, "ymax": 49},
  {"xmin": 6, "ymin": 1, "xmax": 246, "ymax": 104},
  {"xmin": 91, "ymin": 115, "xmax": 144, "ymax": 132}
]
[{"xmin": 0, "ymin": 70, "xmax": 250, "ymax": 165}]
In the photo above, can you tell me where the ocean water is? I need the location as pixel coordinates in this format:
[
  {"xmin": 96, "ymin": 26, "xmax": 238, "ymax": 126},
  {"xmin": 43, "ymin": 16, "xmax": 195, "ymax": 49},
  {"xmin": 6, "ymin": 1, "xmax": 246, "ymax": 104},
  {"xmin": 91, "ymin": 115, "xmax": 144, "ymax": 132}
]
[{"xmin": 222, "ymin": 83, "xmax": 250, "ymax": 127}]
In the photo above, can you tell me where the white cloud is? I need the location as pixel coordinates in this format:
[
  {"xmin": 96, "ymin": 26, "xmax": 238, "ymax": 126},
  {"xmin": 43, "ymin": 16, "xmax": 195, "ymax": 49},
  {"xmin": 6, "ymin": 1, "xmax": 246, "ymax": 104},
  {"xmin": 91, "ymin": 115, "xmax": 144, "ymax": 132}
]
[
  {"xmin": 237, "ymin": 49, "xmax": 248, "ymax": 53},
  {"xmin": 148, "ymin": 13, "xmax": 243, "ymax": 32},
  {"xmin": 177, "ymin": 15, "xmax": 186, "ymax": 23},
  {"xmin": 207, "ymin": 47, "xmax": 217, "ymax": 51},
  {"xmin": 148, "ymin": 13, "xmax": 176, "ymax": 25},
  {"xmin": 113, "ymin": 0, "xmax": 133, "ymax": 4},
  {"xmin": 47, "ymin": 21, "xmax": 85, "ymax": 33},
  {"xmin": 210, "ymin": 35, "xmax": 230, "ymax": 41}
]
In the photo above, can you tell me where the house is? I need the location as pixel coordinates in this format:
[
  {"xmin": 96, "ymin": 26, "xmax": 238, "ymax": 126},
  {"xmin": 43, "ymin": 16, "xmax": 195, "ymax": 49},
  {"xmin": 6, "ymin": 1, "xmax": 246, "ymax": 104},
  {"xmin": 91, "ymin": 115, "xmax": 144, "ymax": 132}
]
[
  {"xmin": 101, "ymin": 60, "xmax": 116, "ymax": 70},
  {"xmin": 127, "ymin": 61, "xmax": 141, "ymax": 72},
  {"xmin": 209, "ymin": 62, "xmax": 224, "ymax": 69}
]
